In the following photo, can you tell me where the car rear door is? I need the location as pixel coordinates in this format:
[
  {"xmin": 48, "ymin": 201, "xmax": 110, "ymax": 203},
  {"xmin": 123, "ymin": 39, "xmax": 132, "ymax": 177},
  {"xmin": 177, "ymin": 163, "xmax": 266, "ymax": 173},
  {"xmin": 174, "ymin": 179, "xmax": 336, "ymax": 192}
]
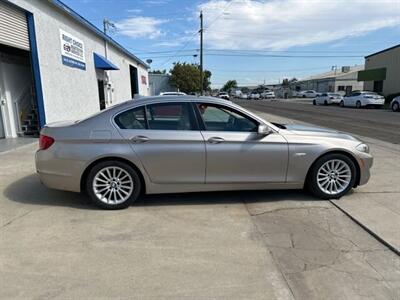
[
  {"xmin": 115, "ymin": 102, "xmax": 205, "ymax": 184},
  {"xmin": 194, "ymin": 102, "xmax": 288, "ymax": 183}
]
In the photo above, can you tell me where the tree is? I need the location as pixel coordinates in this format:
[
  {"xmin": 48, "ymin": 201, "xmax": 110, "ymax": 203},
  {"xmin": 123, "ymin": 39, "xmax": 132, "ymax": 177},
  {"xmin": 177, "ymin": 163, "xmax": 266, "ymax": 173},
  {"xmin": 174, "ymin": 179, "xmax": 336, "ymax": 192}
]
[
  {"xmin": 221, "ymin": 80, "xmax": 237, "ymax": 92},
  {"xmin": 169, "ymin": 62, "xmax": 212, "ymax": 93},
  {"xmin": 149, "ymin": 69, "xmax": 166, "ymax": 74}
]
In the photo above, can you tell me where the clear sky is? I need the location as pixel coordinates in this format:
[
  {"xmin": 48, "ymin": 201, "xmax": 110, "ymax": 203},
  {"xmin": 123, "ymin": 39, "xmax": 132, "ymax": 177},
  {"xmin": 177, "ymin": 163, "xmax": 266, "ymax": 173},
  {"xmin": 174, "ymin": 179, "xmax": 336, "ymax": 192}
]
[{"xmin": 62, "ymin": 0, "xmax": 400, "ymax": 88}]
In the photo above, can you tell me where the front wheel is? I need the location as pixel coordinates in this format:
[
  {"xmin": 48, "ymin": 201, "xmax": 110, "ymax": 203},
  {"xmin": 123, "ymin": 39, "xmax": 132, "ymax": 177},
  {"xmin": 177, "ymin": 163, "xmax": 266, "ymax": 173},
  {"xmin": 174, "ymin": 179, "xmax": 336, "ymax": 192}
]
[
  {"xmin": 313, "ymin": 100, "xmax": 316, "ymax": 105},
  {"xmin": 392, "ymin": 102, "xmax": 400, "ymax": 112},
  {"xmin": 339, "ymin": 100, "xmax": 344, "ymax": 107},
  {"xmin": 86, "ymin": 161, "xmax": 142, "ymax": 209},
  {"xmin": 306, "ymin": 154, "xmax": 356, "ymax": 199}
]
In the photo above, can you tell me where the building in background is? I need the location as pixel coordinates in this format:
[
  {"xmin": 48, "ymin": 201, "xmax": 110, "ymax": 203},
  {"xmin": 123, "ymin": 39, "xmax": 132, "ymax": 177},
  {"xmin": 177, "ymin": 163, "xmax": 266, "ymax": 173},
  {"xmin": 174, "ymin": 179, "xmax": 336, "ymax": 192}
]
[
  {"xmin": 358, "ymin": 44, "xmax": 400, "ymax": 97},
  {"xmin": 0, "ymin": 0, "xmax": 148, "ymax": 139},
  {"xmin": 294, "ymin": 65, "xmax": 364, "ymax": 95},
  {"xmin": 149, "ymin": 73, "xmax": 176, "ymax": 96}
]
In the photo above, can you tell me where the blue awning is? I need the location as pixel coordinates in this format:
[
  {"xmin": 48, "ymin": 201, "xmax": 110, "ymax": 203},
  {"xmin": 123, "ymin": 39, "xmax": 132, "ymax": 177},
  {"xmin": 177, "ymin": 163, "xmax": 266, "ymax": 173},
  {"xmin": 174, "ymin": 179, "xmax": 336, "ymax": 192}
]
[{"xmin": 93, "ymin": 53, "xmax": 119, "ymax": 70}]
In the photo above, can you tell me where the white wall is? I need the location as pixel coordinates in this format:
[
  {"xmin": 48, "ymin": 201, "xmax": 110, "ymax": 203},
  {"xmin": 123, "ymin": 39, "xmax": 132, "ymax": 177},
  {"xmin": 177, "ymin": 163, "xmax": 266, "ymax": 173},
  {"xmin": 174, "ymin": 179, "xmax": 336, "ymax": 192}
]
[{"xmin": 8, "ymin": 0, "xmax": 149, "ymax": 123}]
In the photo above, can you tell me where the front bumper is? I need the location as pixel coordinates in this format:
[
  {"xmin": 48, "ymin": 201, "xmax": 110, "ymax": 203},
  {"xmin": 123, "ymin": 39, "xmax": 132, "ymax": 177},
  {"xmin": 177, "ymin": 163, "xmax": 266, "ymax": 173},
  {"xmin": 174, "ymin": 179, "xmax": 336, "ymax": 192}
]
[{"xmin": 355, "ymin": 151, "xmax": 373, "ymax": 186}]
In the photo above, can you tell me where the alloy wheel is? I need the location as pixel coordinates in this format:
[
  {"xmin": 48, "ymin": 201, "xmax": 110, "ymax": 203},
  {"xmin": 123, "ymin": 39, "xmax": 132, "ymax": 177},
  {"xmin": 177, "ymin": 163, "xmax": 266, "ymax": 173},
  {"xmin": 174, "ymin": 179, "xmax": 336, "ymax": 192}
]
[
  {"xmin": 393, "ymin": 102, "xmax": 399, "ymax": 112},
  {"xmin": 356, "ymin": 101, "xmax": 361, "ymax": 108},
  {"xmin": 93, "ymin": 166, "xmax": 134, "ymax": 204},
  {"xmin": 317, "ymin": 159, "xmax": 351, "ymax": 195}
]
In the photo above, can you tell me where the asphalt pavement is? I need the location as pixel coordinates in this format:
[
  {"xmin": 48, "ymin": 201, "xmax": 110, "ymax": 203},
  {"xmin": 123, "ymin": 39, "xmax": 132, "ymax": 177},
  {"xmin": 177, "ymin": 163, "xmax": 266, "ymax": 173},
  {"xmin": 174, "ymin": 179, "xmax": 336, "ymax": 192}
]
[{"xmin": 233, "ymin": 99, "xmax": 400, "ymax": 144}]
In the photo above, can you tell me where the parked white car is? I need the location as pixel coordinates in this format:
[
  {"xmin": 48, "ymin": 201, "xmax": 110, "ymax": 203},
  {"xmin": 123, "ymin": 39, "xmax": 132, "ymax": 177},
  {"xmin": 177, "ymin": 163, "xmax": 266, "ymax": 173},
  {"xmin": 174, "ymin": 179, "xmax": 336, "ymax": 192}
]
[
  {"xmin": 217, "ymin": 92, "xmax": 230, "ymax": 100},
  {"xmin": 340, "ymin": 91, "xmax": 385, "ymax": 109},
  {"xmin": 313, "ymin": 93, "xmax": 343, "ymax": 105},
  {"xmin": 261, "ymin": 90, "xmax": 275, "ymax": 99},
  {"xmin": 250, "ymin": 91, "xmax": 261, "ymax": 100},
  {"xmin": 239, "ymin": 93, "xmax": 248, "ymax": 99},
  {"xmin": 299, "ymin": 90, "xmax": 318, "ymax": 98},
  {"xmin": 390, "ymin": 96, "xmax": 400, "ymax": 112}
]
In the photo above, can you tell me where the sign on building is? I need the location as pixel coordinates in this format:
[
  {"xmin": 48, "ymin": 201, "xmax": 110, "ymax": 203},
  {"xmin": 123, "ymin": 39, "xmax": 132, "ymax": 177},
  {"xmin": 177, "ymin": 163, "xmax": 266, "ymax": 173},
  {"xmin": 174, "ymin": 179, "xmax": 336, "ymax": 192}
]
[{"xmin": 60, "ymin": 29, "xmax": 86, "ymax": 70}]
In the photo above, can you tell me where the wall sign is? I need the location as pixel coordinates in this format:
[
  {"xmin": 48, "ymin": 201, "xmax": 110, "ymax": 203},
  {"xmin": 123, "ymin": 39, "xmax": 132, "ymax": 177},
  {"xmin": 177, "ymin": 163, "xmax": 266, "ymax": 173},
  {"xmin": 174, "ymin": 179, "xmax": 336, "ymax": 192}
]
[{"xmin": 60, "ymin": 29, "xmax": 86, "ymax": 70}]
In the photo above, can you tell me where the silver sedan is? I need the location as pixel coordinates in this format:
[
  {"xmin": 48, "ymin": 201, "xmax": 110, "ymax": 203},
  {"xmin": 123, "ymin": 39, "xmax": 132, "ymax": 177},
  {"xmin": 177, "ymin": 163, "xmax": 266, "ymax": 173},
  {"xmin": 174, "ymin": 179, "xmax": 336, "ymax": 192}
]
[{"xmin": 36, "ymin": 96, "xmax": 373, "ymax": 209}]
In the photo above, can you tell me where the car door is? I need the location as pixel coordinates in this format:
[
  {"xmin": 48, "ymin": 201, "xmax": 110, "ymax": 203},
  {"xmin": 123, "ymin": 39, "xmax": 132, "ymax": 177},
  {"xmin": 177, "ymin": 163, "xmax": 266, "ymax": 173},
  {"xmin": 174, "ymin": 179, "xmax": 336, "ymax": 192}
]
[
  {"xmin": 115, "ymin": 102, "xmax": 206, "ymax": 184},
  {"xmin": 194, "ymin": 102, "xmax": 288, "ymax": 183}
]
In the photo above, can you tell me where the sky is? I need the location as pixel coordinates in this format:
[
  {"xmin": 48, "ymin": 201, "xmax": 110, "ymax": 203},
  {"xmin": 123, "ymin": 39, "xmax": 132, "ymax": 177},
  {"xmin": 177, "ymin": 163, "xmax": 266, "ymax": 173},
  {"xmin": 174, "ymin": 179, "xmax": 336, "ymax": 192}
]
[{"xmin": 63, "ymin": 0, "xmax": 400, "ymax": 88}]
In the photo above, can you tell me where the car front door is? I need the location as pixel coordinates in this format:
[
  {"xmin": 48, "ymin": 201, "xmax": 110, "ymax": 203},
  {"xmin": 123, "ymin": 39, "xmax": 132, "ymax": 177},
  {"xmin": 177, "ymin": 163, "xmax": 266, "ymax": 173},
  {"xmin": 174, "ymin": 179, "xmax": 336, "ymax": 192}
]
[
  {"xmin": 194, "ymin": 102, "xmax": 288, "ymax": 183},
  {"xmin": 115, "ymin": 102, "xmax": 205, "ymax": 184}
]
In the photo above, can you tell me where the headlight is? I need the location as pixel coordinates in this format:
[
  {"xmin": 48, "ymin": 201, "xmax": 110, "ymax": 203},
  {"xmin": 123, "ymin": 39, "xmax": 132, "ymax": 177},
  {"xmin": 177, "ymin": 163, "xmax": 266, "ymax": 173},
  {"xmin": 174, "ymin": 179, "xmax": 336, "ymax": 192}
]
[{"xmin": 356, "ymin": 143, "xmax": 369, "ymax": 153}]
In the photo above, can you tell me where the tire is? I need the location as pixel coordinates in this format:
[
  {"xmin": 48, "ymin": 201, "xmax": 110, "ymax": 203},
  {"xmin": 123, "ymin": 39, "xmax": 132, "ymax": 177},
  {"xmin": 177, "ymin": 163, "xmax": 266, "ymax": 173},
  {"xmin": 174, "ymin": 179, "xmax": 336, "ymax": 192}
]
[
  {"xmin": 302, "ymin": 95, "xmax": 306, "ymax": 98},
  {"xmin": 356, "ymin": 101, "xmax": 361, "ymax": 109},
  {"xmin": 313, "ymin": 100, "xmax": 316, "ymax": 105},
  {"xmin": 86, "ymin": 160, "xmax": 142, "ymax": 209},
  {"xmin": 339, "ymin": 100, "xmax": 344, "ymax": 107},
  {"xmin": 392, "ymin": 102, "xmax": 399, "ymax": 112},
  {"xmin": 324, "ymin": 100, "xmax": 328, "ymax": 106},
  {"xmin": 306, "ymin": 153, "xmax": 356, "ymax": 200}
]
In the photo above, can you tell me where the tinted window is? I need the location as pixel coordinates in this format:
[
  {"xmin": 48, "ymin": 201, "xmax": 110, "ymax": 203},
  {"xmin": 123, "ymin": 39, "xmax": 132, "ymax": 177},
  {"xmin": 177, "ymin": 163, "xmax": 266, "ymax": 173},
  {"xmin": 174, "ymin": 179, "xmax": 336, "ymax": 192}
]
[
  {"xmin": 115, "ymin": 106, "xmax": 146, "ymax": 129},
  {"xmin": 146, "ymin": 102, "xmax": 194, "ymax": 130},
  {"xmin": 196, "ymin": 103, "xmax": 258, "ymax": 132}
]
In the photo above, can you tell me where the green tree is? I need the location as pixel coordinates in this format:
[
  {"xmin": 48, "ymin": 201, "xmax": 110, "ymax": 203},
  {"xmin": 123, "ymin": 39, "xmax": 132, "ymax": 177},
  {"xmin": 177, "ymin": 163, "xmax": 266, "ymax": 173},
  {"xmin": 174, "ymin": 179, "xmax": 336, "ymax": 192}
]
[
  {"xmin": 169, "ymin": 62, "xmax": 212, "ymax": 93},
  {"xmin": 221, "ymin": 80, "xmax": 238, "ymax": 92}
]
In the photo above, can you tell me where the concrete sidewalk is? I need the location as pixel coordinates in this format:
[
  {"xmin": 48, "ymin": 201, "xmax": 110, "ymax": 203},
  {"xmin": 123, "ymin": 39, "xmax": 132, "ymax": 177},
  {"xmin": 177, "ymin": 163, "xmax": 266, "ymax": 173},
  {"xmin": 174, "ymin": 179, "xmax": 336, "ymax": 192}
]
[{"xmin": 253, "ymin": 109, "xmax": 400, "ymax": 253}]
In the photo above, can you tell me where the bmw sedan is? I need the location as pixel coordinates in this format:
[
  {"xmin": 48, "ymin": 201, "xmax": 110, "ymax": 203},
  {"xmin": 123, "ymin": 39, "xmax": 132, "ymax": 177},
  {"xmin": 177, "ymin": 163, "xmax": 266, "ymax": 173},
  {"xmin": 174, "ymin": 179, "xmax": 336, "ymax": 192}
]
[{"xmin": 36, "ymin": 96, "xmax": 373, "ymax": 209}]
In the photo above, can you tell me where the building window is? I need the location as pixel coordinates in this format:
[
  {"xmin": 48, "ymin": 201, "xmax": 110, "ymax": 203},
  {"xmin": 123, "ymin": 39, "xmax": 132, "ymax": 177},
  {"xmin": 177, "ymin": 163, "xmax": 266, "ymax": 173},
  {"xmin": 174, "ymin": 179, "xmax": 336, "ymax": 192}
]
[
  {"xmin": 338, "ymin": 86, "xmax": 345, "ymax": 91},
  {"xmin": 373, "ymin": 80, "xmax": 383, "ymax": 93}
]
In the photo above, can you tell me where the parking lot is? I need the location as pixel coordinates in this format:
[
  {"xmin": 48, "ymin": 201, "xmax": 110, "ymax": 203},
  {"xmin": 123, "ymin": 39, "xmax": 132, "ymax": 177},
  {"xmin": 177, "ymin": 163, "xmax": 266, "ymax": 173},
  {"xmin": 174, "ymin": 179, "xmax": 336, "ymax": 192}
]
[
  {"xmin": 234, "ymin": 98, "xmax": 400, "ymax": 144},
  {"xmin": 1, "ymin": 103, "xmax": 399, "ymax": 299}
]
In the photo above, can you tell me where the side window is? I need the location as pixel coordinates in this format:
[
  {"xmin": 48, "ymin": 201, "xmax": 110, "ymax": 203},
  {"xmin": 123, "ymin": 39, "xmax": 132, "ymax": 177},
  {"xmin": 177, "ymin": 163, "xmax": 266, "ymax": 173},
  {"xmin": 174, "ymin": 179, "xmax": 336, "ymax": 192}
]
[
  {"xmin": 115, "ymin": 106, "xmax": 146, "ymax": 129},
  {"xmin": 146, "ymin": 102, "xmax": 194, "ymax": 130},
  {"xmin": 196, "ymin": 103, "xmax": 258, "ymax": 132}
]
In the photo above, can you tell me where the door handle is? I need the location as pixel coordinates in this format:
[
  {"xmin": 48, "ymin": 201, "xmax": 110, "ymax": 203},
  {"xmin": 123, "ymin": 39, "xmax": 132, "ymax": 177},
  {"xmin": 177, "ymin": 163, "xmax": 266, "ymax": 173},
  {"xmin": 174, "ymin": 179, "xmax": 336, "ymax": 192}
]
[
  {"xmin": 208, "ymin": 137, "xmax": 225, "ymax": 144},
  {"xmin": 131, "ymin": 135, "xmax": 149, "ymax": 143}
]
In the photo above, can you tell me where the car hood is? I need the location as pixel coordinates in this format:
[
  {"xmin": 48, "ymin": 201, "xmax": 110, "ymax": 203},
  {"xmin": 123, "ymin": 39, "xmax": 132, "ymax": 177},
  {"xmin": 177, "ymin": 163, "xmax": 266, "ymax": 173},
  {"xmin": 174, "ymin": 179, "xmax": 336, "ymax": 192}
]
[{"xmin": 278, "ymin": 123, "xmax": 359, "ymax": 141}]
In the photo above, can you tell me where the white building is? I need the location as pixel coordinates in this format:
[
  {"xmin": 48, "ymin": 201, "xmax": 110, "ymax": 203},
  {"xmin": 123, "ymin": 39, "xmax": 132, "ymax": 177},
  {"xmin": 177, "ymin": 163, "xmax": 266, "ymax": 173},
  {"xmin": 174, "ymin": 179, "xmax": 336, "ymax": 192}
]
[
  {"xmin": 0, "ymin": 0, "xmax": 149, "ymax": 139},
  {"xmin": 294, "ymin": 65, "xmax": 364, "ymax": 95}
]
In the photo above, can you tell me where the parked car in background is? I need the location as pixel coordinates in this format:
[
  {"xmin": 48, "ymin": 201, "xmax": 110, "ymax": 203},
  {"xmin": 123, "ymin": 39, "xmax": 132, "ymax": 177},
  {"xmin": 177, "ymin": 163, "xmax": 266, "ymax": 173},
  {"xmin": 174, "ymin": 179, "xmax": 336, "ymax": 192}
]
[
  {"xmin": 390, "ymin": 96, "xmax": 400, "ymax": 112},
  {"xmin": 250, "ymin": 91, "xmax": 261, "ymax": 100},
  {"xmin": 299, "ymin": 90, "xmax": 319, "ymax": 98},
  {"xmin": 217, "ymin": 92, "xmax": 230, "ymax": 100},
  {"xmin": 239, "ymin": 93, "xmax": 248, "ymax": 99},
  {"xmin": 160, "ymin": 92, "xmax": 187, "ymax": 96},
  {"xmin": 313, "ymin": 93, "xmax": 343, "ymax": 105},
  {"xmin": 261, "ymin": 90, "xmax": 275, "ymax": 99},
  {"xmin": 36, "ymin": 96, "xmax": 373, "ymax": 209},
  {"xmin": 340, "ymin": 91, "xmax": 385, "ymax": 109}
]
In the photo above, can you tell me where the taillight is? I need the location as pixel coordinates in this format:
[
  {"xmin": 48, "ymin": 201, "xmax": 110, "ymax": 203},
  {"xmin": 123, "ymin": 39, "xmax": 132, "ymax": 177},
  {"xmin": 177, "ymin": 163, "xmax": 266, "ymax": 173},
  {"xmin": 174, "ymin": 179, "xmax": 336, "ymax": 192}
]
[{"xmin": 39, "ymin": 135, "xmax": 55, "ymax": 150}]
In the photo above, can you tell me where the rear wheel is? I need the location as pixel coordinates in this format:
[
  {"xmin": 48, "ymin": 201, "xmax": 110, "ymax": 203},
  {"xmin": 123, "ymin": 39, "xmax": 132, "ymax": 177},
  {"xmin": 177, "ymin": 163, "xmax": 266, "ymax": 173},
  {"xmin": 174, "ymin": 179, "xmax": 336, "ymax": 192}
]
[
  {"xmin": 339, "ymin": 100, "xmax": 344, "ymax": 107},
  {"xmin": 392, "ymin": 101, "xmax": 400, "ymax": 112},
  {"xmin": 86, "ymin": 161, "xmax": 141, "ymax": 209},
  {"xmin": 356, "ymin": 101, "xmax": 361, "ymax": 109},
  {"xmin": 313, "ymin": 100, "xmax": 316, "ymax": 105},
  {"xmin": 306, "ymin": 153, "xmax": 356, "ymax": 199},
  {"xmin": 324, "ymin": 100, "xmax": 328, "ymax": 106}
]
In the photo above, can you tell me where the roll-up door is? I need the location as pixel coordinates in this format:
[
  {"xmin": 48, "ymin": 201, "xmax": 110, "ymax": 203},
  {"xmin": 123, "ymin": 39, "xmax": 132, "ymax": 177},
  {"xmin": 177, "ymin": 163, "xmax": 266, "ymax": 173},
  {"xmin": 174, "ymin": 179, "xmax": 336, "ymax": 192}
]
[{"xmin": 0, "ymin": 1, "xmax": 30, "ymax": 50}]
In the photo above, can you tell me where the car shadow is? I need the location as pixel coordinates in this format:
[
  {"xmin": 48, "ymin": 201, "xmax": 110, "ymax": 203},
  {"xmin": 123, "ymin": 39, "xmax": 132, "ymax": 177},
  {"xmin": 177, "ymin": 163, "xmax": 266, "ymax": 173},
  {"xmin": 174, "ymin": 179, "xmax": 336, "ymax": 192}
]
[{"xmin": 4, "ymin": 173, "xmax": 324, "ymax": 209}]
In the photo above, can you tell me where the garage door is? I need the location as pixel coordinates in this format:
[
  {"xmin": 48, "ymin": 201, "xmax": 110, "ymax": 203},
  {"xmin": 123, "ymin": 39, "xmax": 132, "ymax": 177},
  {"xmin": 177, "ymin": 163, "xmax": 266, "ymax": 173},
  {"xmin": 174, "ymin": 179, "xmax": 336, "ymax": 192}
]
[{"xmin": 0, "ymin": 1, "xmax": 30, "ymax": 50}]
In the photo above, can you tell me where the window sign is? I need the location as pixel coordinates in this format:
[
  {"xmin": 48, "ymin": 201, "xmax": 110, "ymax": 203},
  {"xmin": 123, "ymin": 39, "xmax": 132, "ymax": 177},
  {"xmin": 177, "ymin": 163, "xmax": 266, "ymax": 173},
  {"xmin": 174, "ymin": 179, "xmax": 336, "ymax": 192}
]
[{"xmin": 60, "ymin": 29, "xmax": 86, "ymax": 70}]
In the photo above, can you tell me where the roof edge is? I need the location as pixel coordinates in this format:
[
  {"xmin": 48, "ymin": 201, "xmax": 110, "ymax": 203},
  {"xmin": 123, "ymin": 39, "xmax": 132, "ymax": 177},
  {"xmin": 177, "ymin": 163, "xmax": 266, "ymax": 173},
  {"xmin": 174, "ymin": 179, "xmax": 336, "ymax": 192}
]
[
  {"xmin": 365, "ymin": 44, "xmax": 400, "ymax": 59},
  {"xmin": 49, "ymin": 0, "xmax": 149, "ymax": 69}
]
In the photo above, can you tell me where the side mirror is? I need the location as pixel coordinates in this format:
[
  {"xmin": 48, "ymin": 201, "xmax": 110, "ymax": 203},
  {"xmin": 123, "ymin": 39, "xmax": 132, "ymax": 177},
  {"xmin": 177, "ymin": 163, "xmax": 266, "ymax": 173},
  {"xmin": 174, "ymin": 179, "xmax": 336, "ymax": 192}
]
[{"xmin": 258, "ymin": 124, "xmax": 272, "ymax": 135}]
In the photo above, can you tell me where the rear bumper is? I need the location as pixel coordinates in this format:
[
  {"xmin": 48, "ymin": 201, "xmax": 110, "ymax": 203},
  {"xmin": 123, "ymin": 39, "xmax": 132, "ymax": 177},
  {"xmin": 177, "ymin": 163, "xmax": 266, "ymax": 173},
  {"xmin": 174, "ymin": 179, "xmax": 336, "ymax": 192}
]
[{"xmin": 35, "ymin": 150, "xmax": 82, "ymax": 192}]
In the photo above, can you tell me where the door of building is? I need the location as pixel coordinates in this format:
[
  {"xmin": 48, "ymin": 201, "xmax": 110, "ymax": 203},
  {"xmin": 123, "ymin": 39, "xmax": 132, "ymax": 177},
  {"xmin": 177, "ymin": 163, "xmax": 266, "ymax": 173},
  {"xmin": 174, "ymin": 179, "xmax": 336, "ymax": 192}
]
[
  {"xmin": 97, "ymin": 80, "xmax": 106, "ymax": 110},
  {"xmin": 0, "ymin": 98, "xmax": 5, "ymax": 138},
  {"xmin": 129, "ymin": 65, "xmax": 138, "ymax": 98}
]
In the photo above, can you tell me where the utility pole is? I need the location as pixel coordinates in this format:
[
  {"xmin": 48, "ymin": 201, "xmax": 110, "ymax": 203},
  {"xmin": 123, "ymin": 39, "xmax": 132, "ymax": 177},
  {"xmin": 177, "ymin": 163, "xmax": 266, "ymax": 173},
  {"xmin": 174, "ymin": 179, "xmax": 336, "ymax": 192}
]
[
  {"xmin": 199, "ymin": 11, "xmax": 203, "ymax": 95},
  {"xmin": 103, "ymin": 19, "xmax": 115, "ymax": 58}
]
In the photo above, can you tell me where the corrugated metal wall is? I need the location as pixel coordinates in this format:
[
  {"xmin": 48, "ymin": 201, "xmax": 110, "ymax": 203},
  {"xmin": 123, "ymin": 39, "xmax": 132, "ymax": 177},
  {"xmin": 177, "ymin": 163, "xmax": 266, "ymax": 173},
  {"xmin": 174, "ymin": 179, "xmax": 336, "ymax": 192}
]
[{"xmin": 0, "ymin": 1, "xmax": 30, "ymax": 50}]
